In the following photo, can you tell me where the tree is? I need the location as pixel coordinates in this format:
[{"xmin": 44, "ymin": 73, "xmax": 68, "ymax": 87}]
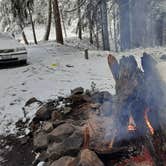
[
  {"xmin": 43, "ymin": 0, "xmax": 52, "ymax": 41},
  {"xmin": 27, "ymin": 0, "xmax": 38, "ymax": 44},
  {"xmin": 11, "ymin": 0, "xmax": 29, "ymax": 44},
  {"xmin": 11, "ymin": 0, "xmax": 38, "ymax": 44},
  {"xmin": 52, "ymin": 0, "xmax": 64, "ymax": 44},
  {"xmin": 100, "ymin": 0, "xmax": 110, "ymax": 51},
  {"xmin": 77, "ymin": 0, "xmax": 82, "ymax": 39}
]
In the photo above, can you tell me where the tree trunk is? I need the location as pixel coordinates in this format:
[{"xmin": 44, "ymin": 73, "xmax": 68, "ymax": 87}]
[
  {"xmin": 52, "ymin": 0, "xmax": 64, "ymax": 44},
  {"xmin": 19, "ymin": 24, "xmax": 29, "ymax": 45},
  {"xmin": 100, "ymin": 0, "xmax": 110, "ymax": 51},
  {"xmin": 60, "ymin": 9, "xmax": 67, "ymax": 37},
  {"xmin": 28, "ymin": 8, "xmax": 38, "ymax": 44},
  {"xmin": 43, "ymin": 0, "xmax": 52, "ymax": 41},
  {"xmin": 113, "ymin": 6, "xmax": 118, "ymax": 52},
  {"xmin": 95, "ymin": 22, "xmax": 99, "ymax": 49},
  {"xmin": 89, "ymin": 24, "xmax": 93, "ymax": 44},
  {"xmin": 77, "ymin": 0, "xmax": 82, "ymax": 40}
]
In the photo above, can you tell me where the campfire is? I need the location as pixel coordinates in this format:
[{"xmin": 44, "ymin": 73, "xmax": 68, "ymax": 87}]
[
  {"xmin": 83, "ymin": 53, "xmax": 166, "ymax": 165},
  {"xmin": 25, "ymin": 53, "xmax": 166, "ymax": 166}
]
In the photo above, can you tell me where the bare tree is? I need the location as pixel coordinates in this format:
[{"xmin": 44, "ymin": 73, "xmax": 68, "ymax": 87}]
[
  {"xmin": 100, "ymin": 0, "xmax": 110, "ymax": 50},
  {"xmin": 27, "ymin": 0, "xmax": 38, "ymax": 44},
  {"xmin": 52, "ymin": 0, "xmax": 64, "ymax": 44},
  {"xmin": 77, "ymin": 0, "xmax": 82, "ymax": 39},
  {"xmin": 43, "ymin": 0, "xmax": 52, "ymax": 41}
]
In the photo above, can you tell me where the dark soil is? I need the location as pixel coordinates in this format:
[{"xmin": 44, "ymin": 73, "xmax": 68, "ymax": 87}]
[{"xmin": 0, "ymin": 135, "xmax": 35, "ymax": 166}]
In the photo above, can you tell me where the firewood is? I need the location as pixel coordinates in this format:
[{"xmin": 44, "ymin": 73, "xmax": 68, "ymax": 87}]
[{"xmin": 83, "ymin": 126, "xmax": 90, "ymax": 149}]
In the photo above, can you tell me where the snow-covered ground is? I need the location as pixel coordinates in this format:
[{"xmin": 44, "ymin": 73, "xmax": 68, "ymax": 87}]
[{"xmin": 0, "ymin": 40, "xmax": 116, "ymax": 135}]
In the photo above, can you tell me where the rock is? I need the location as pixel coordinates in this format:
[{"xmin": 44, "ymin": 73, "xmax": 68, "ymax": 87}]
[
  {"xmin": 37, "ymin": 161, "xmax": 45, "ymax": 166},
  {"xmin": 47, "ymin": 123, "xmax": 75, "ymax": 143},
  {"xmin": 36, "ymin": 105, "xmax": 52, "ymax": 121},
  {"xmin": 51, "ymin": 111, "xmax": 61, "ymax": 121},
  {"xmin": 62, "ymin": 107, "xmax": 72, "ymax": 115},
  {"xmin": 160, "ymin": 54, "xmax": 166, "ymax": 60},
  {"xmin": 42, "ymin": 122, "xmax": 53, "ymax": 133},
  {"xmin": 100, "ymin": 101, "xmax": 112, "ymax": 116},
  {"xmin": 37, "ymin": 152, "xmax": 49, "ymax": 163},
  {"xmin": 71, "ymin": 87, "xmax": 84, "ymax": 95},
  {"xmin": 25, "ymin": 97, "xmax": 42, "ymax": 106},
  {"xmin": 71, "ymin": 149, "xmax": 104, "ymax": 166},
  {"xmin": 66, "ymin": 64, "xmax": 74, "ymax": 68},
  {"xmin": 50, "ymin": 156, "xmax": 75, "ymax": 166},
  {"xmin": 47, "ymin": 127, "xmax": 83, "ymax": 160},
  {"xmin": 69, "ymin": 94, "xmax": 91, "ymax": 105},
  {"xmin": 92, "ymin": 91, "xmax": 112, "ymax": 104},
  {"xmin": 33, "ymin": 131, "xmax": 48, "ymax": 151},
  {"xmin": 90, "ymin": 103, "xmax": 101, "ymax": 109},
  {"xmin": 52, "ymin": 120, "xmax": 65, "ymax": 128},
  {"xmin": 101, "ymin": 91, "xmax": 112, "ymax": 101}
]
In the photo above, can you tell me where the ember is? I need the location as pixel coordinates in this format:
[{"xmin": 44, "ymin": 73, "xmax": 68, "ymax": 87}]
[{"xmin": 128, "ymin": 114, "xmax": 136, "ymax": 132}]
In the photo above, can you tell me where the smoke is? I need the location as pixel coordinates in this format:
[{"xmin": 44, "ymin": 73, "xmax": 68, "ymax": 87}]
[{"xmin": 97, "ymin": 53, "xmax": 166, "ymax": 144}]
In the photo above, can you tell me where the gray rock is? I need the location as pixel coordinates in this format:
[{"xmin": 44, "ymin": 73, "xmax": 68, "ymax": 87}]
[
  {"xmin": 71, "ymin": 87, "xmax": 84, "ymax": 95},
  {"xmin": 42, "ymin": 122, "xmax": 53, "ymax": 133},
  {"xmin": 38, "ymin": 152, "xmax": 49, "ymax": 161},
  {"xmin": 25, "ymin": 97, "xmax": 42, "ymax": 106},
  {"xmin": 47, "ymin": 123, "xmax": 75, "ymax": 143},
  {"xmin": 36, "ymin": 105, "xmax": 52, "ymax": 121},
  {"xmin": 72, "ymin": 149, "xmax": 104, "ymax": 166},
  {"xmin": 160, "ymin": 54, "xmax": 166, "ymax": 60},
  {"xmin": 101, "ymin": 91, "xmax": 112, "ymax": 101},
  {"xmin": 100, "ymin": 101, "xmax": 112, "ymax": 116},
  {"xmin": 62, "ymin": 107, "xmax": 72, "ymax": 115},
  {"xmin": 33, "ymin": 131, "xmax": 48, "ymax": 151},
  {"xmin": 47, "ymin": 127, "xmax": 83, "ymax": 160},
  {"xmin": 50, "ymin": 156, "xmax": 75, "ymax": 166},
  {"xmin": 51, "ymin": 111, "xmax": 61, "ymax": 121}
]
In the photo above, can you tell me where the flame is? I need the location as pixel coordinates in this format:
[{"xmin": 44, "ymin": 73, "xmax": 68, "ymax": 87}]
[
  {"xmin": 128, "ymin": 114, "xmax": 136, "ymax": 131},
  {"xmin": 144, "ymin": 108, "xmax": 154, "ymax": 135}
]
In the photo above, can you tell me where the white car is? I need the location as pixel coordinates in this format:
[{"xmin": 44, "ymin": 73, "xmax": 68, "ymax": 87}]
[{"xmin": 0, "ymin": 32, "xmax": 27, "ymax": 64}]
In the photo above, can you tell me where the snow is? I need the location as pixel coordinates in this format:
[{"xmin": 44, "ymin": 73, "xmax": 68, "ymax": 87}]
[{"xmin": 0, "ymin": 40, "xmax": 115, "ymax": 135}]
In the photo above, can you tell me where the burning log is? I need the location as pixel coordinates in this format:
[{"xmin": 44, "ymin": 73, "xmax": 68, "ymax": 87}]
[
  {"xmin": 83, "ymin": 126, "xmax": 90, "ymax": 149},
  {"xmin": 107, "ymin": 53, "xmax": 166, "ymax": 165}
]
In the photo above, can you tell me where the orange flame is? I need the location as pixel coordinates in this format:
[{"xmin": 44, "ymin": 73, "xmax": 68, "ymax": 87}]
[
  {"xmin": 144, "ymin": 108, "xmax": 154, "ymax": 135},
  {"xmin": 128, "ymin": 114, "xmax": 136, "ymax": 131}
]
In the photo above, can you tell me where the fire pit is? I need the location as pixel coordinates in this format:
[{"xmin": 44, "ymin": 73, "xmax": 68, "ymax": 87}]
[
  {"xmin": 26, "ymin": 53, "xmax": 166, "ymax": 166},
  {"xmin": 82, "ymin": 53, "xmax": 166, "ymax": 166}
]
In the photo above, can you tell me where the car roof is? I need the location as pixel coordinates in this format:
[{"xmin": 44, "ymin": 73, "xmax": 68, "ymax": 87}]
[
  {"xmin": 0, "ymin": 33, "xmax": 26, "ymax": 50},
  {"xmin": 0, "ymin": 32, "xmax": 13, "ymax": 39}
]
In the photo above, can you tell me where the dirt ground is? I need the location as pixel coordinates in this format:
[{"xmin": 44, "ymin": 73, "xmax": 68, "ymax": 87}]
[{"xmin": 0, "ymin": 135, "xmax": 35, "ymax": 166}]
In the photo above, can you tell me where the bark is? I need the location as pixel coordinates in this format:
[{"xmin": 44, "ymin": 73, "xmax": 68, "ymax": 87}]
[
  {"xmin": 19, "ymin": 23, "xmax": 29, "ymax": 45},
  {"xmin": 28, "ymin": 8, "xmax": 38, "ymax": 44},
  {"xmin": 60, "ymin": 9, "xmax": 67, "ymax": 37},
  {"xmin": 43, "ymin": 0, "xmax": 52, "ymax": 41},
  {"xmin": 88, "ymin": 0, "xmax": 93, "ymax": 44},
  {"xmin": 52, "ymin": 0, "xmax": 64, "ymax": 44},
  {"xmin": 100, "ymin": 0, "xmax": 110, "ymax": 51},
  {"xmin": 96, "ymin": 25, "xmax": 99, "ymax": 49},
  {"xmin": 77, "ymin": 0, "xmax": 82, "ymax": 40},
  {"xmin": 113, "ymin": 6, "xmax": 118, "ymax": 52}
]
